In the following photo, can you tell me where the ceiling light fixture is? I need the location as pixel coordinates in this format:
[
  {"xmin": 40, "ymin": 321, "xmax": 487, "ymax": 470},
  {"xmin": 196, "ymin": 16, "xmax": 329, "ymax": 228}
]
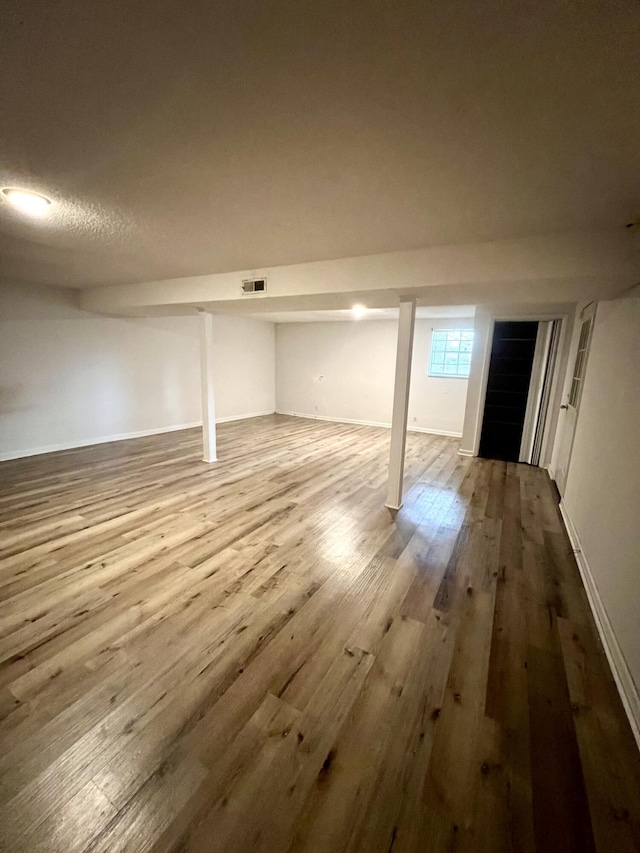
[
  {"xmin": 1, "ymin": 187, "xmax": 53, "ymax": 217},
  {"xmin": 352, "ymin": 304, "xmax": 366, "ymax": 319}
]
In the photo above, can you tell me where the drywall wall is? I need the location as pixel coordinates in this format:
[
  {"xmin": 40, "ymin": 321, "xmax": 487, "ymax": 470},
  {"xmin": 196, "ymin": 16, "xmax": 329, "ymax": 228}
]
[
  {"xmin": 561, "ymin": 293, "xmax": 640, "ymax": 705},
  {"xmin": 275, "ymin": 318, "xmax": 473, "ymax": 435},
  {"xmin": 208, "ymin": 313, "xmax": 275, "ymax": 423},
  {"xmin": 460, "ymin": 306, "xmax": 492, "ymax": 454},
  {"xmin": 0, "ymin": 282, "xmax": 275, "ymax": 459}
]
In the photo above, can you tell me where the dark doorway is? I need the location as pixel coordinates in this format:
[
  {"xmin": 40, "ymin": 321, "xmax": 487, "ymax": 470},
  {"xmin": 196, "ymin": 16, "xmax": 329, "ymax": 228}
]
[{"xmin": 479, "ymin": 321, "xmax": 538, "ymax": 462}]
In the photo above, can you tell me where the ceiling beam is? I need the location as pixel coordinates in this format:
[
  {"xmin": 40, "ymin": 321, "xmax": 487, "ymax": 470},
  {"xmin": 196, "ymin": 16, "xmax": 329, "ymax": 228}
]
[{"xmin": 81, "ymin": 228, "xmax": 637, "ymax": 317}]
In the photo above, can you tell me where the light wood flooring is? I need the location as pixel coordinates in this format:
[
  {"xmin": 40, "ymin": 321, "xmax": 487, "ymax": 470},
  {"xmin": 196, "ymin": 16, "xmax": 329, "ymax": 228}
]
[{"xmin": 0, "ymin": 414, "xmax": 638, "ymax": 852}]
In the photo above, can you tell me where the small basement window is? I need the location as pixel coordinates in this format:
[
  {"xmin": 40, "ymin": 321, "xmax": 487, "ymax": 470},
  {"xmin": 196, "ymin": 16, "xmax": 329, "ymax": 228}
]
[{"xmin": 429, "ymin": 329, "xmax": 474, "ymax": 378}]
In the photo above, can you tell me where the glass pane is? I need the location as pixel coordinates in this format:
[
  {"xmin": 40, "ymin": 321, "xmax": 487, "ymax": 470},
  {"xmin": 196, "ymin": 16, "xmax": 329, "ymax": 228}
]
[
  {"xmin": 430, "ymin": 329, "xmax": 474, "ymax": 376},
  {"xmin": 573, "ymin": 349, "xmax": 584, "ymax": 382},
  {"xmin": 569, "ymin": 377, "xmax": 579, "ymax": 407}
]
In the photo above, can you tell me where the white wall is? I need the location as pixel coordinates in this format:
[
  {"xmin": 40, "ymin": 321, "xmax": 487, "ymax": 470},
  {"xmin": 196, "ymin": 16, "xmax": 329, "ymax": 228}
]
[
  {"xmin": 561, "ymin": 293, "xmax": 640, "ymax": 706},
  {"xmin": 0, "ymin": 283, "xmax": 275, "ymax": 460},
  {"xmin": 460, "ymin": 306, "xmax": 492, "ymax": 455},
  {"xmin": 209, "ymin": 313, "xmax": 275, "ymax": 423},
  {"xmin": 275, "ymin": 318, "xmax": 472, "ymax": 436}
]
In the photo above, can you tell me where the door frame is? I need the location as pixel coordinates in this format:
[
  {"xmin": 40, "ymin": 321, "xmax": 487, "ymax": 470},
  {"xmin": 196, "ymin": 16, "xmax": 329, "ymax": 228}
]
[
  {"xmin": 519, "ymin": 319, "xmax": 562, "ymax": 465},
  {"xmin": 470, "ymin": 307, "xmax": 574, "ymax": 469}
]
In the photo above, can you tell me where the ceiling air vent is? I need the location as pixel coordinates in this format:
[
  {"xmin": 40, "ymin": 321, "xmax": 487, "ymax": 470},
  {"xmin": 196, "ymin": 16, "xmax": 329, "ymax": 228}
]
[{"xmin": 241, "ymin": 277, "xmax": 266, "ymax": 295}]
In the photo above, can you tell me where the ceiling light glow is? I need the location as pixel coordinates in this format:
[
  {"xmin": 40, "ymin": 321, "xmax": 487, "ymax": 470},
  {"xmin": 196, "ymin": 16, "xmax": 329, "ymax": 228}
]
[
  {"xmin": 1, "ymin": 188, "xmax": 53, "ymax": 217},
  {"xmin": 352, "ymin": 304, "xmax": 366, "ymax": 319}
]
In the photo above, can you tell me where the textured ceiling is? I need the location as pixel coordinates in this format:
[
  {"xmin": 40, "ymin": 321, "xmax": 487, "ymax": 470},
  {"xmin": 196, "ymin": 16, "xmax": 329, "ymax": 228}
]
[{"xmin": 0, "ymin": 0, "xmax": 638, "ymax": 288}]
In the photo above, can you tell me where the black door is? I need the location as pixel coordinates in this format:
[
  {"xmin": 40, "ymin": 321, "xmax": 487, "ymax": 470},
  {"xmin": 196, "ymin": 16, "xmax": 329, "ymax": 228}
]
[{"xmin": 479, "ymin": 321, "xmax": 538, "ymax": 462}]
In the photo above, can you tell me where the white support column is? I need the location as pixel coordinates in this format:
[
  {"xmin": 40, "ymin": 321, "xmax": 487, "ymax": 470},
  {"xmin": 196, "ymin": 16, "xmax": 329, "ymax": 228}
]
[
  {"xmin": 386, "ymin": 297, "xmax": 417, "ymax": 511},
  {"xmin": 199, "ymin": 310, "xmax": 217, "ymax": 463}
]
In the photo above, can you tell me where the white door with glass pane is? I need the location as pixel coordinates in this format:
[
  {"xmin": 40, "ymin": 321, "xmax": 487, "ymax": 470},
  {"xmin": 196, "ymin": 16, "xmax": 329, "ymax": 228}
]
[
  {"xmin": 429, "ymin": 329, "xmax": 474, "ymax": 378},
  {"xmin": 554, "ymin": 304, "xmax": 596, "ymax": 495}
]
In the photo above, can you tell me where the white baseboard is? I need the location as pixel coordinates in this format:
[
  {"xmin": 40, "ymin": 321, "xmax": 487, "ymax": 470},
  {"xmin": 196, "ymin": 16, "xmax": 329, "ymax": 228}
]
[
  {"xmin": 410, "ymin": 425, "xmax": 463, "ymax": 438},
  {"xmin": 276, "ymin": 410, "xmax": 390, "ymax": 429},
  {"xmin": 216, "ymin": 410, "xmax": 275, "ymax": 424},
  {"xmin": 0, "ymin": 421, "xmax": 203, "ymax": 462},
  {"xmin": 275, "ymin": 410, "xmax": 462, "ymax": 438},
  {"xmin": 457, "ymin": 448, "xmax": 475, "ymax": 457},
  {"xmin": 0, "ymin": 411, "xmax": 276, "ymax": 462},
  {"xmin": 559, "ymin": 500, "xmax": 640, "ymax": 750}
]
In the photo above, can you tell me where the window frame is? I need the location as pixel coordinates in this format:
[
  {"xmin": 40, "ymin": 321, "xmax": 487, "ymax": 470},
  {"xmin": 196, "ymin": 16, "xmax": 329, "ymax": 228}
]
[{"xmin": 428, "ymin": 328, "xmax": 474, "ymax": 379}]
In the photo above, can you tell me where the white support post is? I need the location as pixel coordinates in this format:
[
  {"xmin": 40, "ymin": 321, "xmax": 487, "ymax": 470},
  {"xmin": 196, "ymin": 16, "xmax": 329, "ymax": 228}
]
[
  {"xmin": 199, "ymin": 310, "xmax": 217, "ymax": 463},
  {"xmin": 386, "ymin": 298, "xmax": 417, "ymax": 511}
]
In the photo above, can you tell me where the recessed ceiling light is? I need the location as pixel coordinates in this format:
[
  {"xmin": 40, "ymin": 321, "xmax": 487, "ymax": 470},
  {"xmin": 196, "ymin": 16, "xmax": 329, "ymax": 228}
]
[
  {"xmin": 352, "ymin": 304, "xmax": 366, "ymax": 319},
  {"xmin": 1, "ymin": 187, "xmax": 53, "ymax": 217}
]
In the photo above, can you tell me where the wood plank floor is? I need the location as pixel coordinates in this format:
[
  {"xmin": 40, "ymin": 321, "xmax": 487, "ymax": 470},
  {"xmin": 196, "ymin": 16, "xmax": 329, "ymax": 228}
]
[{"xmin": 0, "ymin": 414, "xmax": 638, "ymax": 852}]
